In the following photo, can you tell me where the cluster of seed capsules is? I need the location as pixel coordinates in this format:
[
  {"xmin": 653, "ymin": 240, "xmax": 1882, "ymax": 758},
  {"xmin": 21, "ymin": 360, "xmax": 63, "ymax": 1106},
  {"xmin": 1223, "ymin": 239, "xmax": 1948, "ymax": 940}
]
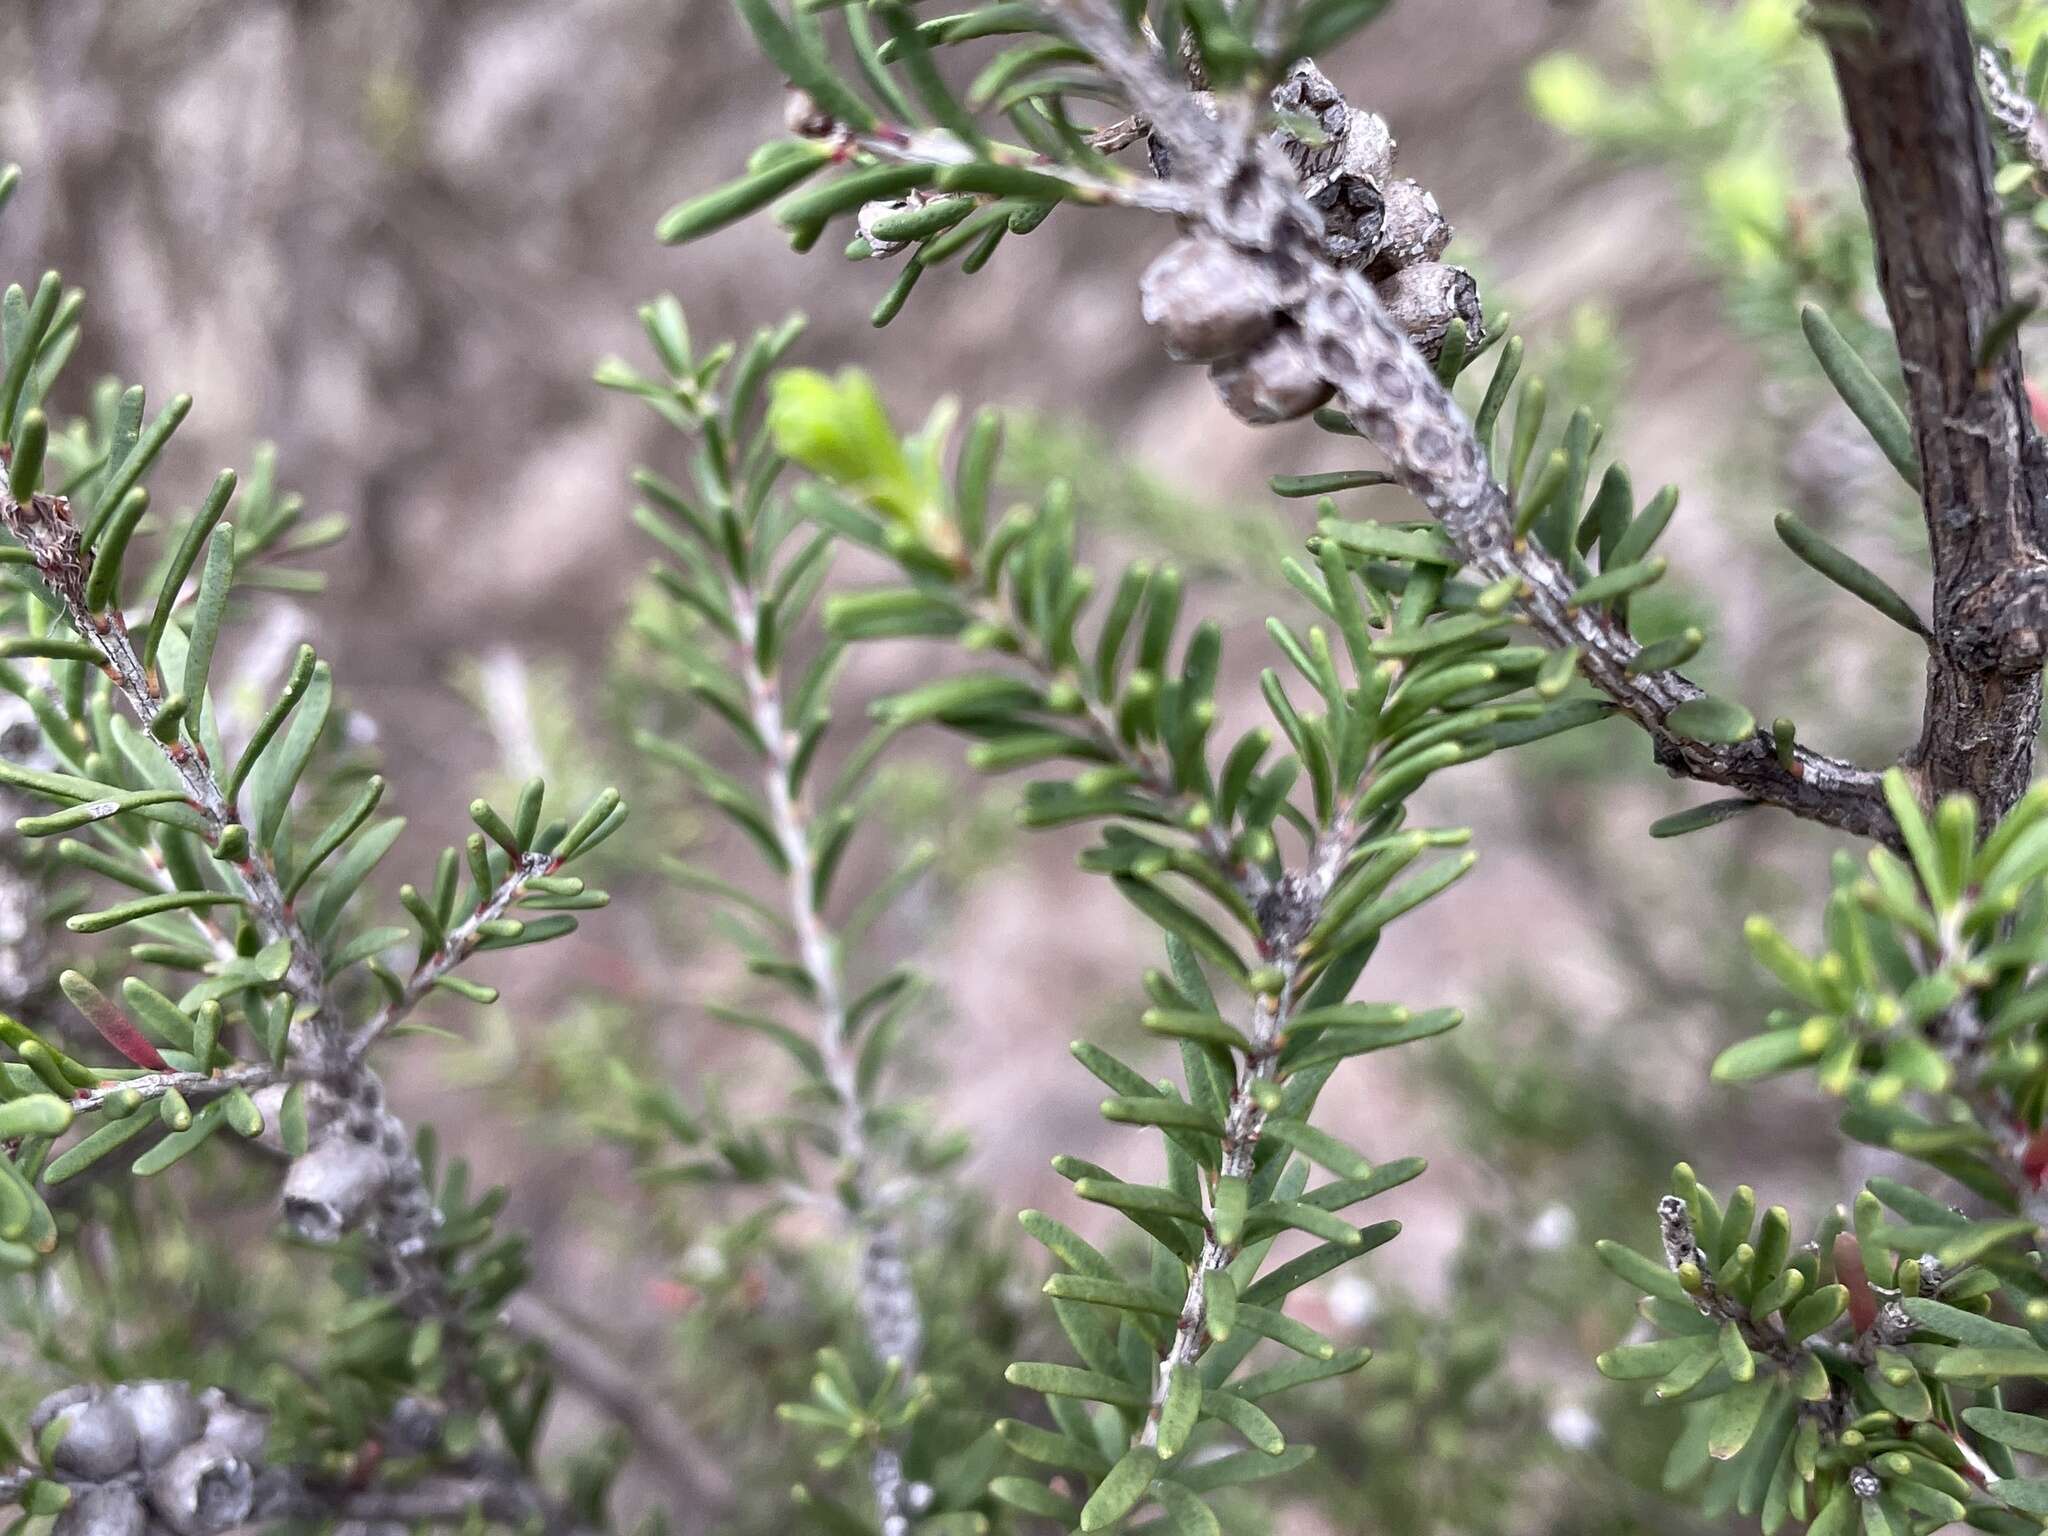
[
  {"xmin": 257, "ymin": 1074, "xmax": 435, "ymax": 1256},
  {"xmin": 1139, "ymin": 61, "xmax": 1483, "ymax": 425},
  {"xmin": 23, "ymin": 1382, "xmax": 268, "ymax": 1536}
]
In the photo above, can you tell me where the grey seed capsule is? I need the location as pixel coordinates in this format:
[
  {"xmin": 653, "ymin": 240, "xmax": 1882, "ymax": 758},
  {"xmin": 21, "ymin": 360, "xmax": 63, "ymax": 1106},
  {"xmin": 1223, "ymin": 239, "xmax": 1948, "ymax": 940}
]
[
  {"xmin": 52, "ymin": 1485, "xmax": 147, "ymax": 1536},
  {"xmin": 1368, "ymin": 180, "xmax": 1451, "ymax": 278},
  {"xmin": 196, "ymin": 1391, "xmax": 266, "ymax": 1464},
  {"xmin": 384, "ymin": 1396, "xmax": 442, "ymax": 1455},
  {"xmin": 1302, "ymin": 169, "xmax": 1385, "ymax": 271},
  {"xmin": 30, "ymin": 1386, "xmax": 94, "ymax": 1440},
  {"xmin": 1271, "ymin": 67, "xmax": 1394, "ymax": 267},
  {"xmin": 111, "ymin": 1383, "xmax": 206, "ymax": 1470},
  {"xmin": 1374, "ymin": 262, "xmax": 1484, "ymax": 364},
  {"xmin": 147, "ymin": 1441, "xmax": 255, "ymax": 1536},
  {"xmin": 1271, "ymin": 62, "xmax": 1395, "ymax": 184},
  {"xmin": 1139, "ymin": 237, "xmax": 1291, "ymax": 363},
  {"xmin": 1210, "ymin": 328, "xmax": 1335, "ymax": 424},
  {"xmin": 46, "ymin": 1397, "xmax": 141, "ymax": 1481},
  {"xmin": 281, "ymin": 1134, "xmax": 390, "ymax": 1243}
]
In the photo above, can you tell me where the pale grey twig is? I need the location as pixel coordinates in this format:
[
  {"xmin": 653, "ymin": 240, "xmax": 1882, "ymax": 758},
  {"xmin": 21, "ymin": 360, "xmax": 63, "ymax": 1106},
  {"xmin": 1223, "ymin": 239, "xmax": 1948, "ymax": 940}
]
[
  {"xmin": 726, "ymin": 567, "xmax": 925, "ymax": 1535},
  {"xmin": 1980, "ymin": 45, "xmax": 2048, "ymax": 180},
  {"xmin": 840, "ymin": 123, "xmax": 1198, "ymax": 218},
  {"xmin": 70, "ymin": 1062, "xmax": 277, "ymax": 1115},
  {"xmin": 1033, "ymin": 0, "xmax": 1899, "ymax": 845}
]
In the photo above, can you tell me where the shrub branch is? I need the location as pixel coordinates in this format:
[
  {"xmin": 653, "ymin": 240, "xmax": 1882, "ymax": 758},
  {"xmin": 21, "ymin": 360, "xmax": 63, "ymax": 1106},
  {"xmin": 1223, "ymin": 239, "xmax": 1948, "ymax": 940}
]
[{"xmin": 1822, "ymin": 0, "xmax": 2048, "ymax": 817}]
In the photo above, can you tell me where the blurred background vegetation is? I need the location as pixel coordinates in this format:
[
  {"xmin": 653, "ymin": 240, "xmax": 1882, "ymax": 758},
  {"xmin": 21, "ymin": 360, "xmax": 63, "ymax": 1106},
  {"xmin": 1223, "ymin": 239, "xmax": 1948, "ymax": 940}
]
[{"xmin": 4, "ymin": 0, "xmax": 2046, "ymax": 1531}]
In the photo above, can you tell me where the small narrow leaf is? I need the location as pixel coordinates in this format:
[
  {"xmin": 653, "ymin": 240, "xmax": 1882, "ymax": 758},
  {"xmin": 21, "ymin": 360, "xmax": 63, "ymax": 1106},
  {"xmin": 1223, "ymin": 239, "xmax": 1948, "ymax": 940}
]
[
  {"xmin": 1800, "ymin": 304, "xmax": 1919, "ymax": 490},
  {"xmin": 1773, "ymin": 513, "xmax": 1929, "ymax": 637},
  {"xmin": 1665, "ymin": 695, "xmax": 1755, "ymax": 745}
]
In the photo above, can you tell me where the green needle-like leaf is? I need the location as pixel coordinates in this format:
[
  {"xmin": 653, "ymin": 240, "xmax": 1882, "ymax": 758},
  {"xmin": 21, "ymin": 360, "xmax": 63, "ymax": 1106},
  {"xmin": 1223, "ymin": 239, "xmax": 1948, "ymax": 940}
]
[
  {"xmin": 1800, "ymin": 304, "xmax": 1919, "ymax": 490},
  {"xmin": 1773, "ymin": 513, "xmax": 1929, "ymax": 637}
]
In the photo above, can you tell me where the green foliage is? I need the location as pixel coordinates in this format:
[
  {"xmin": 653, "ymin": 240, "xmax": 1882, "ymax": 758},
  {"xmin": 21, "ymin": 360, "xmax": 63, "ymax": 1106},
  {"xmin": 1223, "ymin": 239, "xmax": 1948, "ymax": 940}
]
[
  {"xmin": 1715, "ymin": 772, "xmax": 2048, "ymax": 1180},
  {"xmin": 657, "ymin": 0, "xmax": 1400, "ymax": 328},
  {"xmin": 598, "ymin": 288, "xmax": 1642, "ymax": 1527},
  {"xmin": 0, "ymin": 165, "xmax": 629, "ymax": 1528},
  {"xmin": 746, "ymin": 334, "xmax": 1637, "ymax": 1525},
  {"xmin": 646, "ymin": 0, "xmax": 2048, "ymax": 1531},
  {"xmin": 600, "ymin": 301, "xmax": 1004, "ymax": 1530},
  {"xmin": 1596, "ymin": 1163, "xmax": 2048, "ymax": 1533},
  {"xmin": 767, "ymin": 366, "xmax": 952, "ymax": 547},
  {"xmin": 1598, "ymin": 770, "xmax": 2048, "ymax": 1536},
  {"xmin": 0, "ymin": 0, "xmax": 2043, "ymax": 1530}
]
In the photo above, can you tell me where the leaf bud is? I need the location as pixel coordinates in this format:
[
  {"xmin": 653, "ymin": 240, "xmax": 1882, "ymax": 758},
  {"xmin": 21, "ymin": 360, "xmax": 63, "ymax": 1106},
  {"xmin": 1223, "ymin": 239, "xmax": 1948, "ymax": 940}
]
[
  {"xmin": 1209, "ymin": 327, "xmax": 1336, "ymax": 425},
  {"xmin": 856, "ymin": 198, "xmax": 914, "ymax": 261},
  {"xmin": 783, "ymin": 87, "xmax": 835, "ymax": 140},
  {"xmin": 1138, "ymin": 236, "xmax": 1294, "ymax": 364},
  {"xmin": 1373, "ymin": 263, "xmax": 1484, "ymax": 364}
]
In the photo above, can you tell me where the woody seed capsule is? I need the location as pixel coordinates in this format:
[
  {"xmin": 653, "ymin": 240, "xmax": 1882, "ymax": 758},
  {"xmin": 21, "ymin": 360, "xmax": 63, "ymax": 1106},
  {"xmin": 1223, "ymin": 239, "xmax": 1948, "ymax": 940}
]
[
  {"xmin": 1373, "ymin": 262, "xmax": 1484, "ymax": 364},
  {"xmin": 247, "ymin": 1081, "xmax": 338, "ymax": 1157},
  {"xmin": 281, "ymin": 1133, "xmax": 390, "ymax": 1243},
  {"xmin": 196, "ymin": 1390, "xmax": 267, "ymax": 1464},
  {"xmin": 51, "ymin": 1486, "xmax": 146, "ymax": 1536},
  {"xmin": 44, "ymin": 1395, "xmax": 141, "ymax": 1481},
  {"xmin": 111, "ymin": 1383, "xmax": 206, "ymax": 1470},
  {"xmin": 1209, "ymin": 327, "xmax": 1335, "ymax": 424},
  {"xmin": 1272, "ymin": 62, "xmax": 1394, "ymax": 184},
  {"xmin": 147, "ymin": 1441, "xmax": 255, "ymax": 1536},
  {"xmin": 1368, "ymin": 179, "xmax": 1451, "ymax": 278},
  {"xmin": 1271, "ymin": 62, "xmax": 1396, "ymax": 268},
  {"xmin": 1139, "ymin": 236, "xmax": 1293, "ymax": 364},
  {"xmin": 30, "ymin": 1386, "xmax": 93, "ymax": 1440}
]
